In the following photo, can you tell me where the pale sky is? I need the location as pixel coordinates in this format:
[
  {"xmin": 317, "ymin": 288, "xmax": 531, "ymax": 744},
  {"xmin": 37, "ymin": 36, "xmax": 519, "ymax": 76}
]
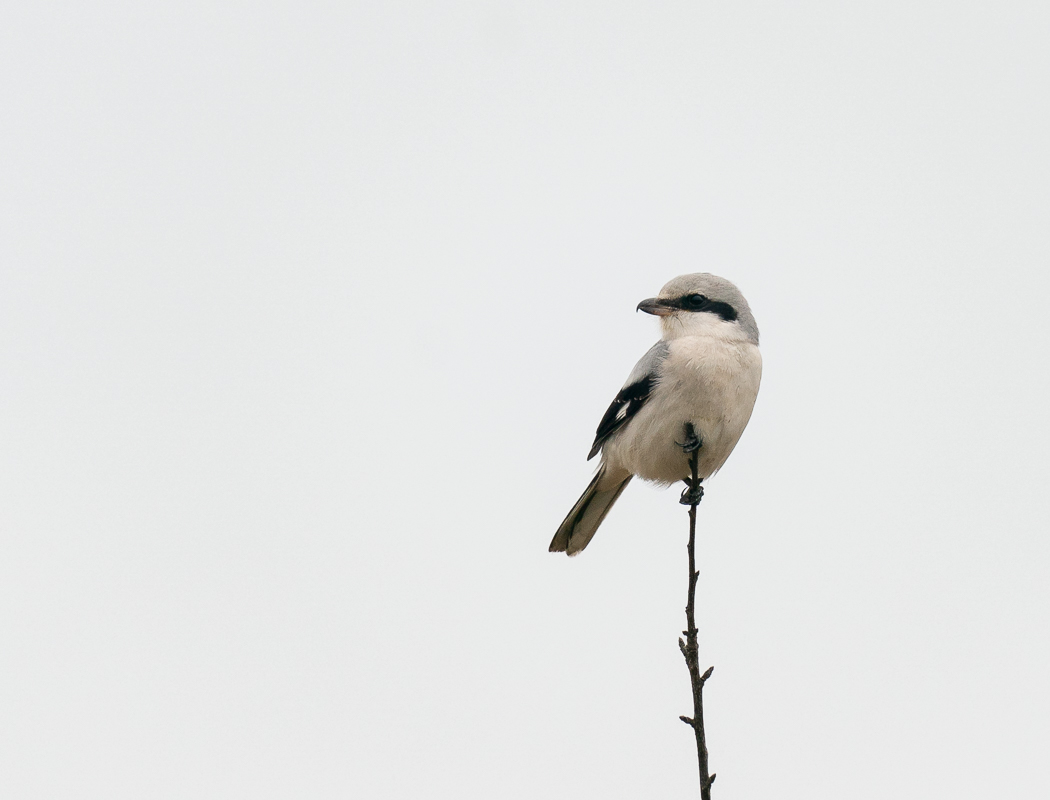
[{"xmin": 2, "ymin": 2, "xmax": 1049, "ymax": 798}]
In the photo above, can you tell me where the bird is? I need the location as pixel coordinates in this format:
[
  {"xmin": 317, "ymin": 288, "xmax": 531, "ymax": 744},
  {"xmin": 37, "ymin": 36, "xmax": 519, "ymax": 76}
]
[{"xmin": 549, "ymin": 273, "xmax": 762, "ymax": 556}]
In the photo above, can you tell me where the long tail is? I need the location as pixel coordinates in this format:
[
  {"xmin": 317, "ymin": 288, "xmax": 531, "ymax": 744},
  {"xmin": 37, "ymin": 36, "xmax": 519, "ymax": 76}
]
[{"xmin": 549, "ymin": 466, "xmax": 633, "ymax": 556}]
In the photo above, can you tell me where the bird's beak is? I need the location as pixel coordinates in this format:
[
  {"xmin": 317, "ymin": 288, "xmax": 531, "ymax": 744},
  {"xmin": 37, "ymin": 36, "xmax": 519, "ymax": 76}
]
[{"xmin": 636, "ymin": 297, "xmax": 676, "ymax": 316}]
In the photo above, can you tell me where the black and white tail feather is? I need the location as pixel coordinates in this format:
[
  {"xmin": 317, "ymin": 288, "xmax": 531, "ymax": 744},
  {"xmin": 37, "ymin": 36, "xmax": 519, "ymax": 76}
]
[{"xmin": 548, "ymin": 467, "xmax": 633, "ymax": 556}]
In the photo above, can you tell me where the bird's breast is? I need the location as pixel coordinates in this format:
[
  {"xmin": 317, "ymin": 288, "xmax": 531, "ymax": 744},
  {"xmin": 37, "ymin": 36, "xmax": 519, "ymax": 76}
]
[{"xmin": 604, "ymin": 336, "xmax": 762, "ymax": 485}]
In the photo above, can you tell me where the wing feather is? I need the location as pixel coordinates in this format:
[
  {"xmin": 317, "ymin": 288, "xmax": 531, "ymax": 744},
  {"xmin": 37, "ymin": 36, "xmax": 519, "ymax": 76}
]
[{"xmin": 587, "ymin": 341, "xmax": 669, "ymax": 460}]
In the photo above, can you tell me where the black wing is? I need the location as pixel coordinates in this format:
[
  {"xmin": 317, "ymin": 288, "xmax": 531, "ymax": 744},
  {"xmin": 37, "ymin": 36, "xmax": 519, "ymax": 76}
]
[
  {"xmin": 586, "ymin": 341, "xmax": 669, "ymax": 461},
  {"xmin": 587, "ymin": 373, "xmax": 656, "ymax": 460}
]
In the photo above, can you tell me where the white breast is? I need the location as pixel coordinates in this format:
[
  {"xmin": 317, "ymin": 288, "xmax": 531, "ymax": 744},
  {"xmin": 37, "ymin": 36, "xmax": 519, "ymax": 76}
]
[{"xmin": 602, "ymin": 335, "xmax": 762, "ymax": 485}]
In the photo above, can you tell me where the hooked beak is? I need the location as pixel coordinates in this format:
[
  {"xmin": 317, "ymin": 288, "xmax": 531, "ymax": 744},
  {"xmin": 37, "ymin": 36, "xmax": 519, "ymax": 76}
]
[{"xmin": 636, "ymin": 297, "xmax": 677, "ymax": 316}]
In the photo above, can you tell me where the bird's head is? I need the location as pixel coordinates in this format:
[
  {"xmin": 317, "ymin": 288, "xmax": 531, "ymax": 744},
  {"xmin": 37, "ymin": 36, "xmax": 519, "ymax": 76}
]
[{"xmin": 637, "ymin": 273, "xmax": 759, "ymax": 344}]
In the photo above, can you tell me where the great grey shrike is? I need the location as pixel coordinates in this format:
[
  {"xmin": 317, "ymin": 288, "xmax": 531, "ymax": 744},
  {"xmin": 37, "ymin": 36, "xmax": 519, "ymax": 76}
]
[{"xmin": 550, "ymin": 273, "xmax": 762, "ymax": 556}]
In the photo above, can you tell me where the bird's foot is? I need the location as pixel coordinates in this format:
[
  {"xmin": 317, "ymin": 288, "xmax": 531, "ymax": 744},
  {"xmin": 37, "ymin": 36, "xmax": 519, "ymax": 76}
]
[
  {"xmin": 676, "ymin": 423, "xmax": 703, "ymax": 453},
  {"xmin": 679, "ymin": 483, "xmax": 705, "ymax": 506}
]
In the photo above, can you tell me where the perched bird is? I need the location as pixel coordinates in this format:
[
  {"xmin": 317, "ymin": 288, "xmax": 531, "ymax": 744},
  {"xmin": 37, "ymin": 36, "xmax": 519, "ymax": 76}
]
[{"xmin": 550, "ymin": 273, "xmax": 762, "ymax": 555}]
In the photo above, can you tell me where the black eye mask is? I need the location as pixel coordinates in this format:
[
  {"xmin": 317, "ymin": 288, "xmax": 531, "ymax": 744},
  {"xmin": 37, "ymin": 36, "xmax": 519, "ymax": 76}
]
[{"xmin": 678, "ymin": 294, "xmax": 738, "ymax": 323}]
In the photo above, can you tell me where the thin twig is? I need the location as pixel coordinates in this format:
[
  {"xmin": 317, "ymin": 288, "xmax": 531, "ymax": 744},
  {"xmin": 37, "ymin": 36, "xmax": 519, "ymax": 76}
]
[{"xmin": 678, "ymin": 423, "xmax": 715, "ymax": 799}]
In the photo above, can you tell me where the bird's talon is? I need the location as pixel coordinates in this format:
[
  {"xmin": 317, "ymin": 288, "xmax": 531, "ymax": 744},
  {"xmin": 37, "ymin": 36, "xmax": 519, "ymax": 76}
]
[
  {"xmin": 679, "ymin": 485, "xmax": 704, "ymax": 505},
  {"xmin": 677, "ymin": 423, "xmax": 703, "ymax": 453}
]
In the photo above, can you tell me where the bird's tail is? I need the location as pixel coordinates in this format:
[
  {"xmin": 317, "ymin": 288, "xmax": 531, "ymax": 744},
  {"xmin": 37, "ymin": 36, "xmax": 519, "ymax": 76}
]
[{"xmin": 549, "ymin": 466, "xmax": 633, "ymax": 556}]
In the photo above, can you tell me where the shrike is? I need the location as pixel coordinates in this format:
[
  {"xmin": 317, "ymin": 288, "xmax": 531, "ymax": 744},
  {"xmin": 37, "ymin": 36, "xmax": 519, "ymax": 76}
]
[{"xmin": 550, "ymin": 273, "xmax": 762, "ymax": 556}]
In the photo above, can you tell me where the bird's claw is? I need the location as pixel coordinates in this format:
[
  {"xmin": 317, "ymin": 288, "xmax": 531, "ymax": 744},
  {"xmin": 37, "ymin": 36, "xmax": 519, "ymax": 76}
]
[
  {"xmin": 678, "ymin": 435, "xmax": 702, "ymax": 453},
  {"xmin": 680, "ymin": 484, "xmax": 704, "ymax": 506},
  {"xmin": 676, "ymin": 423, "xmax": 703, "ymax": 453}
]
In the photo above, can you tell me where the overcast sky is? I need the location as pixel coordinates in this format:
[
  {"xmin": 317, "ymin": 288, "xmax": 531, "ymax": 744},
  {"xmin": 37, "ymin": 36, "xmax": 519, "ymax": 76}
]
[{"xmin": 2, "ymin": 2, "xmax": 1049, "ymax": 798}]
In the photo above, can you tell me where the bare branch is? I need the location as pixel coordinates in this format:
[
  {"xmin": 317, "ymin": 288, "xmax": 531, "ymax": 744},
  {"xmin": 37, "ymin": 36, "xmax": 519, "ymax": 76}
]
[{"xmin": 678, "ymin": 422, "xmax": 714, "ymax": 799}]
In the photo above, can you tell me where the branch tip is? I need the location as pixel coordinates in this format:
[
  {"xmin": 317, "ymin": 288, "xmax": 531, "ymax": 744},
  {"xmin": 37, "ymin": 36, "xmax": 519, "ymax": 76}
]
[{"xmin": 701, "ymin": 666, "xmax": 714, "ymax": 681}]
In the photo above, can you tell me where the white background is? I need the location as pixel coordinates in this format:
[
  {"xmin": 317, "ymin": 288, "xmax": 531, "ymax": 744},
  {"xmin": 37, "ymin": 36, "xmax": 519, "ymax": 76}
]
[{"xmin": 2, "ymin": 2, "xmax": 1049, "ymax": 798}]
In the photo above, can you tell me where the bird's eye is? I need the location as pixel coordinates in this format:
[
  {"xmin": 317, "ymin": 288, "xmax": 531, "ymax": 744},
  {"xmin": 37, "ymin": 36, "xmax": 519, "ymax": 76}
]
[{"xmin": 683, "ymin": 294, "xmax": 707, "ymax": 309}]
